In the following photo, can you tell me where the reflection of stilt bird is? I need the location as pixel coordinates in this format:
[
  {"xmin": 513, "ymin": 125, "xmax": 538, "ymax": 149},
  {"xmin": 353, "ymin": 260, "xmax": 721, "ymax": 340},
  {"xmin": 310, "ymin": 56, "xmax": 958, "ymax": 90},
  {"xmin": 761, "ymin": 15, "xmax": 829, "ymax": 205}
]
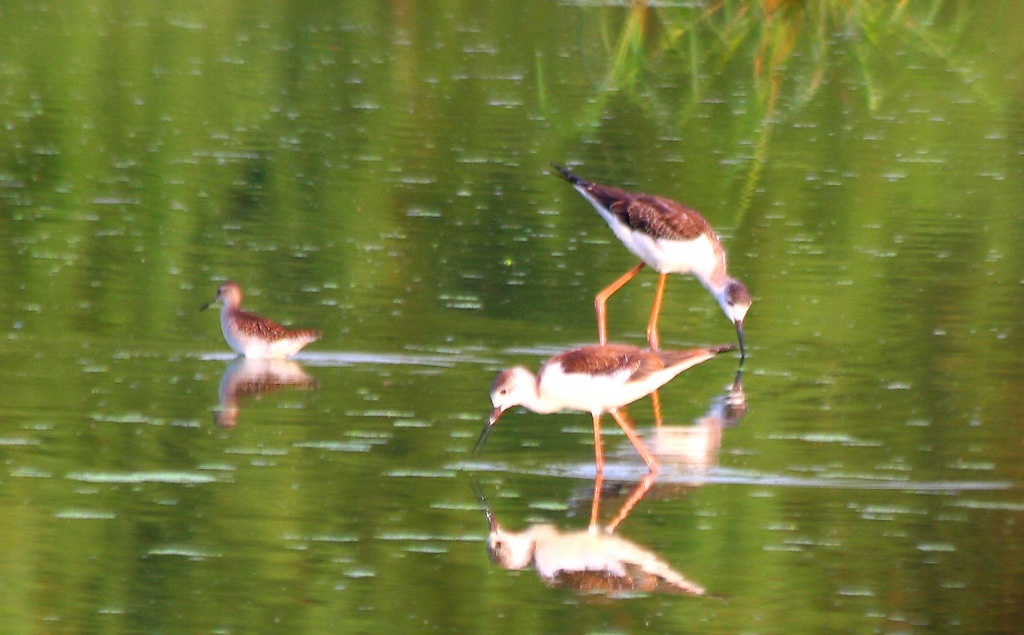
[
  {"xmin": 475, "ymin": 479, "xmax": 705, "ymax": 596},
  {"xmin": 645, "ymin": 369, "xmax": 747, "ymax": 471},
  {"xmin": 215, "ymin": 358, "xmax": 318, "ymax": 428},
  {"xmin": 554, "ymin": 165, "xmax": 751, "ymax": 359},
  {"xmin": 474, "ymin": 344, "xmax": 735, "ymax": 473},
  {"xmin": 202, "ymin": 281, "xmax": 321, "ymax": 359}
]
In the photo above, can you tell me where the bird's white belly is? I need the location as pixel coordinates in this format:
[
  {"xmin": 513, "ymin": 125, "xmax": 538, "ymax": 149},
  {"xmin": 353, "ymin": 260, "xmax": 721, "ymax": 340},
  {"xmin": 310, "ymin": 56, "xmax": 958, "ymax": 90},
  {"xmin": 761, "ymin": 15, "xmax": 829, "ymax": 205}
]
[
  {"xmin": 578, "ymin": 190, "xmax": 720, "ymax": 280},
  {"xmin": 539, "ymin": 368, "xmax": 655, "ymax": 413},
  {"xmin": 221, "ymin": 321, "xmax": 250, "ymax": 356},
  {"xmin": 222, "ymin": 320, "xmax": 307, "ymax": 359},
  {"xmin": 621, "ymin": 230, "xmax": 719, "ymax": 279}
]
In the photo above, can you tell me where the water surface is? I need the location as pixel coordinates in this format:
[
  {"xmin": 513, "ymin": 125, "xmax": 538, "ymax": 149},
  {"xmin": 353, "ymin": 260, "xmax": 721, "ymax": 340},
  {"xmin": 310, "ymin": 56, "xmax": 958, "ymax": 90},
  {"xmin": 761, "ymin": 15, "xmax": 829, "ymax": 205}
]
[{"xmin": 1, "ymin": 2, "xmax": 1022, "ymax": 633}]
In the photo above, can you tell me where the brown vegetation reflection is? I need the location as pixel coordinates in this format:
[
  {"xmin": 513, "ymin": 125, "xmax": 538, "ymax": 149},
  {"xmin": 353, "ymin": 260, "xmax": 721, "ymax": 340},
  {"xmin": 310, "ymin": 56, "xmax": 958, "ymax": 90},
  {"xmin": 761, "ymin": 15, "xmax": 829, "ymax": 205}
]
[{"xmin": 213, "ymin": 358, "xmax": 319, "ymax": 428}]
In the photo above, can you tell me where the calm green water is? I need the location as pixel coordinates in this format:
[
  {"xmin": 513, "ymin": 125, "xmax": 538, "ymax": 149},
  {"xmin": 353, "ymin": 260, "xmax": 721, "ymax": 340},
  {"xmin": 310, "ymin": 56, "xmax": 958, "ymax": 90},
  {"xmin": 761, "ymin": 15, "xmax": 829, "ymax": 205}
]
[{"xmin": 1, "ymin": 1, "xmax": 1023, "ymax": 633}]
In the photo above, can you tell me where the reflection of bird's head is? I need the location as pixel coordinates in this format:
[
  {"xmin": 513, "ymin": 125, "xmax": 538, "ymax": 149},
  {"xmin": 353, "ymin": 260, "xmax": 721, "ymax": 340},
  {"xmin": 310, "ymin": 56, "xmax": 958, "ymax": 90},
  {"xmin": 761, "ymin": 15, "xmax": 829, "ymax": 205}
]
[
  {"xmin": 214, "ymin": 406, "xmax": 239, "ymax": 429},
  {"xmin": 474, "ymin": 480, "xmax": 542, "ymax": 570},
  {"xmin": 722, "ymin": 369, "xmax": 747, "ymax": 423},
  {"xmin": 487, "ymin": 525, "xmax": 553, "ymax": 571}
]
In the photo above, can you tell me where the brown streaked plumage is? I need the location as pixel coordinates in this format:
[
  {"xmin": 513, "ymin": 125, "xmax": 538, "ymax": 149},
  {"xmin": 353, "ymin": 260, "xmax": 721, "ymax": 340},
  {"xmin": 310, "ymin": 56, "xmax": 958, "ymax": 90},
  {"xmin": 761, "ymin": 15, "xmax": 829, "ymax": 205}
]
[
  {"xmin": 587, "ymin": 183, "xmax": 713, "ymax": 242},
  {"xmin": 555, "ymin": 344, "xmax": 714, "ymax": 385},
  {"xmin": 553, "ymin": 165, "xmax": 751, "ymax": 359}
]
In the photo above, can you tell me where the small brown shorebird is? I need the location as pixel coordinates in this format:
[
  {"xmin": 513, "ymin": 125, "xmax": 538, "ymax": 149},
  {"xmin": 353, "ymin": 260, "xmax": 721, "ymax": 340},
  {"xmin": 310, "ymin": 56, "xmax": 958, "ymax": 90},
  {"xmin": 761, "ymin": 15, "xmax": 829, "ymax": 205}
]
[
  {"xmin": 201, "ymin": 281, "xmax": 321, "ymax": 359},
  {"xmin": 473, "ymin": 343, "xmax": 734, "ymax": 473},
  {"xmin": 553, "ymin": 165, "xmax": 751, "ymax": 359}
]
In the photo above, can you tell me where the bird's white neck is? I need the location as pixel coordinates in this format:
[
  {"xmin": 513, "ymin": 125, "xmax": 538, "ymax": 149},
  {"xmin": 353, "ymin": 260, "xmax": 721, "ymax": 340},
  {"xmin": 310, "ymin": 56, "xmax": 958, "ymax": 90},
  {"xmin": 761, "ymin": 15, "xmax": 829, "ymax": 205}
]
[{"xmin": 521, "ymin": 376, "xmax": 562, "ymax": 415}]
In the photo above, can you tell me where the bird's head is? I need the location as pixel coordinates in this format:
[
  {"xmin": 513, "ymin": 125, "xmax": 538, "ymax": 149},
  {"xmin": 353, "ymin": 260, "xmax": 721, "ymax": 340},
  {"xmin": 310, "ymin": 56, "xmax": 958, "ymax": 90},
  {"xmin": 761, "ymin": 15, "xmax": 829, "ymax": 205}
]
[
  {"xmin": 473, "ymin": 367, "xmax": 534, "ymax": 455},
  {"xmin": 201, "ymin": 280, "xmax": 242, "ymax": 312},
  {"xmin": 716, "ymin": 279, "xmax": 751, "ymax": 359}
]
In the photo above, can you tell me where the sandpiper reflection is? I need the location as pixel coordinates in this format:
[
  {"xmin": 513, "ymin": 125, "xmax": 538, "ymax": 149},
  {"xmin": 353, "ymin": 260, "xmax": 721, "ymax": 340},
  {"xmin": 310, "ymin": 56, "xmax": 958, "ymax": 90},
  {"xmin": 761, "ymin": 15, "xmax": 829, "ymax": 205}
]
[
  {"xmin": 475, "ymin": 476, "xmax": 705, "ymax": 597},
  {"xmin": 214, "ymin": 357, "xmax": 318, "ymax": 427}
]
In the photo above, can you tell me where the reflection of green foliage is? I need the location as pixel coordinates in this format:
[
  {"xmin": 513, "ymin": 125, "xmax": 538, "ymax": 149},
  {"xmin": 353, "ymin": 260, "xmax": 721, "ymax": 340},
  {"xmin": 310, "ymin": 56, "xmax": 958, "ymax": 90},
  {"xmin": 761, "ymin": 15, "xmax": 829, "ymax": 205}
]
[
  {"xmin": 574, "ymin": 0, "xmax": 1001, "ymax": 221},
  {"xmin": 599, "ymin": 0, "xmax": 988, "ymax": 114}
]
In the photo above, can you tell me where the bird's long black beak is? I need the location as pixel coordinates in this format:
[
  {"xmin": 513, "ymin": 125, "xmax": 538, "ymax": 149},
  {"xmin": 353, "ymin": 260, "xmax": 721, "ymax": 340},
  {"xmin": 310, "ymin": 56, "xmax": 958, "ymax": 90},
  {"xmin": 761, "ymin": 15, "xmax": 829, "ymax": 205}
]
[
  {"xmin": 735, "ymin": 320, "xmax": 747, "ymax": 363},
  {"xmin": 472, "ymin": 407, "xmax": 504, "ymax": 455},
  {"xmin": 200, "ymin": 300, "xmax": 215, "ymax": 313}
]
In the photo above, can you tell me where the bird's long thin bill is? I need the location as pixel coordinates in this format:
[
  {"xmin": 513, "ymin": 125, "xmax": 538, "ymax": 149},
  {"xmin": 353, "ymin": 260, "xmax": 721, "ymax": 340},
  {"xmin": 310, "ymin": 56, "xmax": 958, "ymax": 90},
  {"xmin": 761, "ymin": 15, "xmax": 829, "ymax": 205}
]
[
  {"xmin": 472, "ymin": 423, "xmax": 494, "ymax": 455},
  {"xmin": 735, "ymin": 321, "xmax": 747, "ymax": 362},
  {"xmin": 473, "ymin": 408, "xmax": 503, "ymax": 455},
  {"xmin": 200, "ymin": 301, "xmax": 214, "ymax": 312}
]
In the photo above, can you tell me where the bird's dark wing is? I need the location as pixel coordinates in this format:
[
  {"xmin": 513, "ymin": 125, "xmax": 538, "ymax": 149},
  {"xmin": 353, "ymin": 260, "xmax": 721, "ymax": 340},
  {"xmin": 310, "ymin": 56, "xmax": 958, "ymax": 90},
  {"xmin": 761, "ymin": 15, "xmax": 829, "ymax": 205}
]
[
  {"xmin": 552, "ymin": 345, "xmax": 647, "ymax": 377},
  {"xmin": 233, "ymin": 310, "xmax": 321, "ymax": 341},
  {"xmin": 610, "ymin": 193, "xmax": 712, "ymax": 241},
  {"xmin": 570, "ymin": 178, "xmax": 709, "ymax": 241}
]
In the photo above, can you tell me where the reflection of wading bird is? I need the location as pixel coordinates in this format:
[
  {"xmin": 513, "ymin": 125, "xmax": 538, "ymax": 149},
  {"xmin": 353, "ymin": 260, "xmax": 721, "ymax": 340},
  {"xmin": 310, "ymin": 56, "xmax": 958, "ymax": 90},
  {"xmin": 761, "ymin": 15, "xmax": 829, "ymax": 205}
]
[
  {"xmin": 484, "ymin": 518, "xmax": 707, "ymax": 596},
  {"xmin": 202, "ymin": 281, "xmax": 321, "ymax": 359},
  {"xmin": 476, "ymin": 481, "xmax": 705, "ymax": 596},
  {"xmin": 553, "ymin": 165, "xmax": 751, "ymax": 359},
  {"xmin": 215, "ymin": 358, "xmax": 319, "ymax": 428},
  {"xmin": 643, "ymin": 369, "xmax": 747, "ymax": 472},
  {"xmin": 474, "ymin": 344, "xmax": 735, "ymax": 474}
]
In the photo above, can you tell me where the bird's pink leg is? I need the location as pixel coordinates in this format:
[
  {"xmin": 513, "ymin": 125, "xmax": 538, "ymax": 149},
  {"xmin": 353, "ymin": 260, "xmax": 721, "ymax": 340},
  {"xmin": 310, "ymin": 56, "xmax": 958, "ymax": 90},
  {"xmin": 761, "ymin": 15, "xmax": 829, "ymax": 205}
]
[
  {"xmin": 610, "ymin": 408, "xmax": 658, "ymax": 473},
  {"xmin": 594, "ymin": 263, "xmax": 645, "ymax": 345},
  {"xmin": 590, "ymin": 413, "xmax": 605, "ymax": 528},
  {"xmin": 645, "ymin": 274, "xmax": 670, "ymax": 425},
  {"xmin": 646, "ymin": 273, "xmax": 668, "ymax": 351},
  {"xmin": 650, "ymin": 388, "xmax": 664, "ymax": 428}
]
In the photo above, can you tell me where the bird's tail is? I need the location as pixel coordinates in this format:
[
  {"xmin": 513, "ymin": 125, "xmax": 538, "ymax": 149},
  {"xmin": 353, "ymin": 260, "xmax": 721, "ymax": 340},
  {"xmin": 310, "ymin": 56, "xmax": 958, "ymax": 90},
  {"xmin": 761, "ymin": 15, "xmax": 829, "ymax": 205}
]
[
  {"xmin": 706, "ymin": 344, "xmax": 738, "ymax": 356},
  {"xmin": 293, "ymin": 329, "xmax": 323, "ymax": 343},
  {"xmin": 657, "ymin": 344, "xmax": 737, "ymax": 373}
]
